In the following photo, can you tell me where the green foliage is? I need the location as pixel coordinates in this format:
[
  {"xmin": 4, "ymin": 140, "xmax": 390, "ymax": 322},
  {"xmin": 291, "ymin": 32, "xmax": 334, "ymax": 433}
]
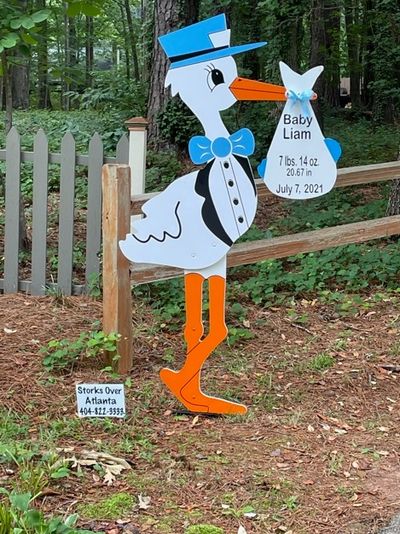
[
  {"xmin": 159, "ymin": 98, "xmax": 200, "ymax": 149},
  {"xmin": 227, "ymin": 327, "xmax": 255, "ymax": 347},
  {"xmin": 324, "ymin": 115, "xmax": 399, "ymax": 166},
  {"xmin": 367, "ymin": 0, "xmax": 400, "ymax": 122},
  {"xmin": 184, "ymin": 526, "xmax": 225, "ymax": 534},
  {"xmin": 0, "ymin": 488, "xmax": 100, "ymax": 534},
  {"xmin": 41, "ymin": 330, "xmax": 120, "ymax": 372},
  {"xmin": 237, "ymin": 241, "xmax": 400, "ymax": 306},
  {"xmin": 73, "ymin": 70, "xmax": 146, "ymax": 114},
  {"xmin": 77, "ymin": 492, "xmax": 134, "ymax": 520},
  {"xmin": 146, "ymin": 149, "xmax": 183, "ymax": 192},
  {"xmin": 134, "ymin": 278, "xmax": 185, "ymax": 321},
  {"xmin": 0, "ymin": 110, "xmax": 129, "ymax": 155},
  {"xmin": 66, "ymin": 0, "xmax": 103, "ymax": 17},
  {"xmin": 0, "ymin": 3, "xmax": 50, "ymax": 57}
]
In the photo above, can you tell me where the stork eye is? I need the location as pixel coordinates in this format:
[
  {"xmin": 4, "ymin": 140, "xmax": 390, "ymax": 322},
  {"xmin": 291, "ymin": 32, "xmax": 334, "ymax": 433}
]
[{"xmin": 206, "ymin": 68, "xmax": 225, "ymax": 91}]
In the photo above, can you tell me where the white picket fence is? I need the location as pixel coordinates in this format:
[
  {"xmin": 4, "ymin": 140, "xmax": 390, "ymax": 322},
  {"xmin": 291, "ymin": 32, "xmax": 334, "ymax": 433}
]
[{"xmin": 0, "ymin": 126, "xmax": 130, "ymax": 296}]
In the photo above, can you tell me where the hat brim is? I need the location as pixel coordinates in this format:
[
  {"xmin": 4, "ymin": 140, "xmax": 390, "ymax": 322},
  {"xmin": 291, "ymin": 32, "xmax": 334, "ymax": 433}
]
[{"xmin": 170, "ymin": 41, "xmax": 267, "ymax": 69}]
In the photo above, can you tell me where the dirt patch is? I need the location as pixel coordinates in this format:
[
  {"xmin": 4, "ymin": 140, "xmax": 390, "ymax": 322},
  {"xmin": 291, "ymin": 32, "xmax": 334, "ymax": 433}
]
[{"xmin": 0, "ymin": 292, "xmax": 400, "ymax": 533}]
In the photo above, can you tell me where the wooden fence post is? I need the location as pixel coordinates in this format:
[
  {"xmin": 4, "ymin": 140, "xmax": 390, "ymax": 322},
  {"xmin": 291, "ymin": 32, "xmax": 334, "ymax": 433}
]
[
  {"xmin": 125, "ymin": 116, "xmax": 148, "ymax": 229},
  {"xmin": 102, "ymin": 164, "xmax": 133, "ymax": 374}
]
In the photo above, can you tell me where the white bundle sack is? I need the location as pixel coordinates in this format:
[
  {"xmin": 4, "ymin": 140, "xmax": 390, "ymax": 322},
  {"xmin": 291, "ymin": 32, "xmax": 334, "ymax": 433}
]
[{"xmin": 261, "ymin": 61, "xmax": 341, "ymax": 199}]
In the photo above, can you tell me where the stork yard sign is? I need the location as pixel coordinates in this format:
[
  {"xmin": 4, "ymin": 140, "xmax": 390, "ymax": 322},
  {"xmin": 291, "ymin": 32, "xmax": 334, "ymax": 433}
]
[{"xmin": 119, "ymin": 14, "xmax": 342, "ymax": 415}]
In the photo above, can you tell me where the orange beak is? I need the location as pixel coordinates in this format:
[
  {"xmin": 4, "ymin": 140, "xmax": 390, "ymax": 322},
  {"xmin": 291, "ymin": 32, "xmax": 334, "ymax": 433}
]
[{"xmin": 230, "ymin": 77, "xmax": 287, "ymax": 102}]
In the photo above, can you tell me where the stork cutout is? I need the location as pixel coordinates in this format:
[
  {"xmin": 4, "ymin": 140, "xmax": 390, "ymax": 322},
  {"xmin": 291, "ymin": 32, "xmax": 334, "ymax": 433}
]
[{"xmin": 119, "ymin": 15, "xmax": 333, "ymax": 415}]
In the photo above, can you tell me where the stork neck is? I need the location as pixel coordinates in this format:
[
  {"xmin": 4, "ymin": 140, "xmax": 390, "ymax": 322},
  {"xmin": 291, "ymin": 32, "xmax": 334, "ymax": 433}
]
[{"xmin": 199, "ymin": 113, "xmax": 230, "ymax": 140}]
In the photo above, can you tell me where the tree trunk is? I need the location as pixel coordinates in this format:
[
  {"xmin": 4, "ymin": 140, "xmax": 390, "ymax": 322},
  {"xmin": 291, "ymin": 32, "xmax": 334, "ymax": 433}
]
[
  {"xmin": 310, "ymin": 0, "xmax": 325, "ymax": 128},
  {"xmin": 323, "ymin": 0, "xmax": 340, "ymax": 107},
  {"xmin": 37, "ymin": 4, "xmax": 52, "ymax": 109},
  {"xmin": 182, "ymin": 0, "xmax": 200, "ymax": 24},
  {"xmin": 2, "ymin": 51, "xmax": 13, "ymax": 134},
  {"xmin": 370, "ymin": 0, "xmax": 399, "ymax": 122},
  {"xmin": 2, "ymin": 51, "xmax": 29, "ymax": 250},
  {"xmin": 147, "ymin": 0, "xmax": 179, "ymax": 146},
  {"xmin": 85, "ymin": 16, "xmax": 94, "ymax": 87},
  {"xmin": 124, "ymin": 0, "xmax": 139, "ymax": 80},
  {"xmin": 63, "ymin": 13, "xmax": 77, "ymax": 109},
  {"xmin": 119, "ymin": 3, "xmax": 131, "ymax": 81},
  {"xmin": 386, "ymin": 149, "xmax": 400, "ymax": 216},
  {"xmin": 345, "ymin": 0, "xmax": 362, "ymax": 108},
  {"xmin": 12, "ymin": 60, "xmax": 30, "ymax": 109},
  {"xmin": 286, "ymin": 16, "xmax": 303, "ymax": 71},
  {"xmin": 361, "ymin": 0, "xmax": 374, "ymax": 107}
]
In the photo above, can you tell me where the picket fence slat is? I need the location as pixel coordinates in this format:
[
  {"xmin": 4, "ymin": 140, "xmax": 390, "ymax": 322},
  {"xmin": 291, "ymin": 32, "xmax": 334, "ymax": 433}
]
[
  {"xmin": 85, "ymin": 133, "xmax": 103, "ymax": 285},
  {"xmin": 31, "ymin": 129, "xmax": 49, "ymax": 296},
  {"xmin": 1, "ymin": 128, "xmax": 132, "ymax": 296},
  {"xmin": 57, "ymin": 132, "xmax": 76, "ymax": 295},
  {"xmin": 116, "ymin": 134, "xmax": 129, "ymax": 164},
  {"xmin": 4, "ymin": 127, "xmax": 21, "ymax": 293}
]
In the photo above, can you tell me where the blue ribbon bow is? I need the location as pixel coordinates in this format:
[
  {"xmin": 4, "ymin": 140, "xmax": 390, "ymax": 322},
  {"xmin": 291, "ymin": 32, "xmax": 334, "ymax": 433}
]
[
  {"xmin": 189, "ymin": 128, "xmax": 255, "ymax": 165},
  {"xmin": 286, "ymin": 89, "xmax": 314, "ymax": 117}
]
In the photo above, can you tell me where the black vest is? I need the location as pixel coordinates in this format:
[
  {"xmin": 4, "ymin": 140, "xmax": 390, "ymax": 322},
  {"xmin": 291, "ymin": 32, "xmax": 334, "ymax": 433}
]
[{"xmin": 194, "ymin": 155, "xmax": 256, "ymax": 247}]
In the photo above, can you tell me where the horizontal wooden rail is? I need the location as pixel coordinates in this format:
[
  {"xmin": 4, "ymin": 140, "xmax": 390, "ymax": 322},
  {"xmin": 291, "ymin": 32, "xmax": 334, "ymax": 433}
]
[
  {"xmin": 0, "ymin": 148, "xmax": 122, "ymax": 166},
  {"xmin": 130, "ymin": 215, "xmax": 400, "ymax": 284},
  {"xmin": 130, "ymin": 160, "xmax": 400, "ymax": 214}
]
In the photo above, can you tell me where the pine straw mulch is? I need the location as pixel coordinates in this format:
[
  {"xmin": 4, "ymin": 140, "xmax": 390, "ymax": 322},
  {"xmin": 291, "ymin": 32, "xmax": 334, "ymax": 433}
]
[{"xmin": 0, "ymin": 292, "xmax": 400, "ymax": 534}]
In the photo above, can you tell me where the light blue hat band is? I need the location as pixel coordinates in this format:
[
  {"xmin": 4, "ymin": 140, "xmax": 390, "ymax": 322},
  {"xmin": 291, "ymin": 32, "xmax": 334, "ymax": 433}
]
[{"xmin": 169, "ymin": 41, "xmax": 267, "ymax": 69}]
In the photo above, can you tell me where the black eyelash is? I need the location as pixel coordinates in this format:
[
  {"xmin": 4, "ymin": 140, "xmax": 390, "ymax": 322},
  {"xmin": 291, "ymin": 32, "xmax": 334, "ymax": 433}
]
[{"xmin": 205, "ymin": 64, "xmax": 212, "ymax": 73}]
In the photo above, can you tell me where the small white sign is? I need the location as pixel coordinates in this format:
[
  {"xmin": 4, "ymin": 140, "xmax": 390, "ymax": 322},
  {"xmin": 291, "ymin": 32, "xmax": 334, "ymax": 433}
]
[{"xmin": 76, "ymin": 384, "xmax": 126, "ymax": 418}]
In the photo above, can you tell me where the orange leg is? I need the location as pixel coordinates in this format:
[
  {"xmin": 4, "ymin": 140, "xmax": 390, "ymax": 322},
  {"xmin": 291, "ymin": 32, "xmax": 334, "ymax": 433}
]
[
  {"xmin": 183, "ymin": 273, "xmax": 204, "ymax": 353},
  {"xmin": 160, "ymin": 274, "xmax": 247, "ymax": 415}
]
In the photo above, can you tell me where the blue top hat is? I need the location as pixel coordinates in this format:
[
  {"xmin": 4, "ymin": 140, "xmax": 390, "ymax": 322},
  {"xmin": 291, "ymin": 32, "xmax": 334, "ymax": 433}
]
[{"xmin": 159, "ymin": 14, "xmax": 267, "ymax": 70}]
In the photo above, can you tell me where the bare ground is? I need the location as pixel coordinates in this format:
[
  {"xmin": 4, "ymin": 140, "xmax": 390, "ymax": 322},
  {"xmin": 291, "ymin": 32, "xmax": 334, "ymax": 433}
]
[{"xmin": 0, "ymin": 292, "xmax": 400, "ymax": 534}]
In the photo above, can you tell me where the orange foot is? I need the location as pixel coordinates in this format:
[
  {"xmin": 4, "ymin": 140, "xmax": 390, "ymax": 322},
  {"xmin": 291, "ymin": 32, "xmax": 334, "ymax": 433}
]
[{"xmin": 160, "ymin": 368, "xmax": 247, "ymax": 415}]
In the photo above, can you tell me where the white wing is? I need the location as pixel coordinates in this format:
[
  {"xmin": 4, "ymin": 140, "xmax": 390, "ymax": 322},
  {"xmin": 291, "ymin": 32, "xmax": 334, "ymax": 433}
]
[{"xmin": 132, "ymin": 181, "xmax": 184, "ymax": 243}]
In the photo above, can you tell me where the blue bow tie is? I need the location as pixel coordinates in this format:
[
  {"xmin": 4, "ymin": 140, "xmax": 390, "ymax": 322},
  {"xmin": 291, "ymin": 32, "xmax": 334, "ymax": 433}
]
[
  {"xmin": 189, "ymin": 128, "xmax": 255, "ymax": 165},
  {"xmin": 287, "ymin": 89, "xmax": 314, "ymax": 117}
]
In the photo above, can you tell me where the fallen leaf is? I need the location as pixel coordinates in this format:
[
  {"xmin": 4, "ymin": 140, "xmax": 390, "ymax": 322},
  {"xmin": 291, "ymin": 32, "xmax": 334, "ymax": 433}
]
[
  {"xmin": 191, "ymin": 415, "xmax": 200, "ymax": 427},
  {"xmin": 377, "ymin": 450, "xmax": 390, "ymax": 456},
  {"xmin": 244, "ymin": 512, "xmax": 257, "ymax": 519},
  {"xmin": 238, "ymin": 526, "xmax": 247, "ymax": 534},
  {"xmin": 138, "ymin": 494, "xmax": 151, "ymax": 510},
  {"xmin": 4, "ymin": 328, "xmax": 16, "ymax": 334}
]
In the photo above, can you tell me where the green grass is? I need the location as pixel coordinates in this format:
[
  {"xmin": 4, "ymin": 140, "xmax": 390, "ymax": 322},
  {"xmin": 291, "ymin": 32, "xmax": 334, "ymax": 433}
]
[
  {"xmin": 78, "ymin": 492, "xmax": 135, "ymax": 520},
  {"xmin": 308, "ymin": 353, "xmax": 336, "ymax": 372},
  {"xmin": 185, "ymin": 525, "xmax": 225, "ymax": 534}
]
